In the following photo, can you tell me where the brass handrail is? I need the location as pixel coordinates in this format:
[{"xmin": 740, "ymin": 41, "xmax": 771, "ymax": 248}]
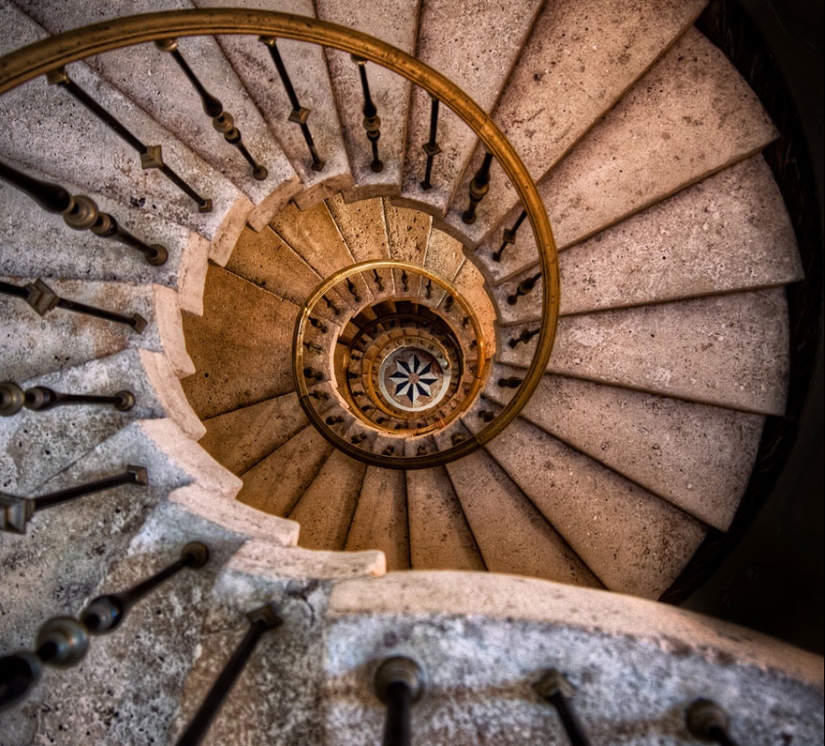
[{"xmin": 0, "ymin": 9, "xmax": 560, "ymax": 469}]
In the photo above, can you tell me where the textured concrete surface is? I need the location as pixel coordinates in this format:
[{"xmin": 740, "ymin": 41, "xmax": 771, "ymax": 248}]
[
  {"xmin": 384, "ymin": 198, "xmax": 432, "ymax": 265},
  {"xmin": 325, "ymin": 193, "xmax": 390, "ymax": 263},
  {"xmin": 181, "ymin": 265, "xmax": 299, "ymax": 419}
]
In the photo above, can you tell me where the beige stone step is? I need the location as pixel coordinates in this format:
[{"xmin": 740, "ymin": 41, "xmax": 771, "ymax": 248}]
[
  {"xmin": 444, "ymin": 0, "xmax": 707, "ymax": 244},
  {"xmin": 477, "ymin": 414, "xmax": 707, "ymax": 598},
  {"xmin": 326, "ymin": 193, "xmax": 391, "ymax": 264},
  {"xmin": 288, "ymin": 448, "xmax": 366, "ymax": 550},
  {"xmin": 398, "ymin": 0, "xmax": 543, "ymax": 215},
  {"xmin": 344, "ymin": 466, "xmax": 410, "ymax": 570},
  {"xmin": 445, "ymin": 450, "xmax": 602, "ymax": 586},
  {"xmin": 405, "ymin": 466, "xmax": 485, "ymax": 570},
  {"xmin": 384, "ymin": 198, "xmax": 432, "ymax": 266},
  {"xmin": 423, "ymin": 229, "xmax": 464, "ymax": 283},
  {"xmin": 486, "ymin": 368, "xmax": 764, "ymax": 531},
  {"xmin": 315, "ymin": 0, "xmax": 420, "ymax": 199},
  {"xmin": 452, "ymin": 258, "xmax": 497, "ymax": 351},
  {"xmin": 198, "ymin": 392, "xmax": 309, "ymax": 476},
  {"xmin": 237, "ymin": 424, "xmax": 334, "ymax": 517},
  {"xmin": 181, "ymin": 265, "xmax": 299, "ymax": 419}
]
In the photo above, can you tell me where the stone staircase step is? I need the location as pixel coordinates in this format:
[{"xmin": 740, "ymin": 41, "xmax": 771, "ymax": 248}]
[
  {"xmin": 315, "ymin": 0, "xmax": 420, "ymax": 200},
  {"xmin": 384, "ymin": 198, "xmax": 431, "ymax": 266},
  {"xmin": 405, "ymin": 466, "xmax": 485, "ymax": 571},
  {"xmin": 198, "ymin": 392, "xmax": 309, "ymax": 476},
  {"xmin": 445, "ymin": 0, "xmax": 707, "ymax": 244},
  {"xmin": 452, "ymin": 258, "xmax": 497, "ymax": 350},
  {"xmin": 480, "ymin": 415, "xmax": 707, "ymax": 598},
  {"xmin": 325, "ymin": 193, "xmax": 391, "ymax": 263},
  {"xmin": 423, "ymin": 228, "xmax": 464, "ymax": 283},
  {"xmin": 345, "ymin": 466, "xmax": 410, "ymax": 570},
  {"xmin": 398, "ymin": 0, "xmax": 543, "ymax": 216},
  {"xmin": 288, "ymin": 448, "xmax": 366, "ymax": 550},
  {"xmin": 181, "ymin": 265, "xmax": 299, "ymax": 419},
  {"xmin": 445, "ymin": 450, "xmax": 602, "ymax": 586}
]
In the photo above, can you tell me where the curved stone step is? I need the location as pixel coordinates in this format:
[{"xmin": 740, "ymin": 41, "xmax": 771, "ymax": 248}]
[
  {"xmin": 384, "ymin": 198, "xmax": 432, "ymax": 266},
  {"xmin": 422, "ymin": 228, "xmax": 464, "ymax": 283},
  {"xmin": 325, "ymin": 192, "xmax": 391, "ymax": 263}
]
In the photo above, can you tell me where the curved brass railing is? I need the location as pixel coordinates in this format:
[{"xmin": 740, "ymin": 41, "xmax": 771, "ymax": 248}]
[{"xmin": 0, "ymin": 9, "xmax": 560, "ymax": 469}]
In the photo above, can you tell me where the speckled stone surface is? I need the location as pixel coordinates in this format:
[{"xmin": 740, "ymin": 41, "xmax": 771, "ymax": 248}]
[
  {"xmin": 490, "ymin": 264, "xmax": 547, "ymax": 325},
  {"xmin": 345, "ymin": 466, "xmax": 410, "ymax": 570},
  {"xmin": 400, "ymin": 0, "xmax": 543, "ymax": 215},
  {"xmin": 483, "ymin": 414, "xmax": 707, "ymax": 598},
  {"xmin": 326, "ymin": 193, "xmax": 391, "ymax": 263},
  {"xmin": 384, "ymin": 198, "xmax": 432, "ymax": 265},
  {"xmin": 424, "ymin": 228, "xmax": 465, "ymax": 281},
  {"xmin": 452, "ymin": 258, "xmax": 498, "ymax": 354},
  {"xmin": 444, "ymin": 0, "xmax": 707, "ymax": 243},
  {"xmin": 181, "ymin": 265, "xmax": 299, "ymax": 419}
]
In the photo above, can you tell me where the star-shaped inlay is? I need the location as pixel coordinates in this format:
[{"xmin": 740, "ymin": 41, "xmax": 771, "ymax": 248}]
[{"xmin": 388, "ymin": 352, "xmax": 440, "ymax": 404}]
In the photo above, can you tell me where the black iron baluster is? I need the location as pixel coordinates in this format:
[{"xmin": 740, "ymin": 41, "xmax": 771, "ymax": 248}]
[
  {"xmin": 325, "ymin": 415, "xmax": 344, "ymax": 425},
  {"xmin": 492, "ymin": 210, "xmax": 527, "ymax": 262},
  {"xmin": 498, "ymin": 376, "xmax": 523, "ymax": 389},
  {"xmin": 534, "ymin": 670, "xmax": 593, "ymax": 746},
  {"xmin": 303, "ymin": 341, "xmax": 324, "ymax": 354},
  {"xmin": 46, "ymin": 67, "xmax": 211, "ymax": 212},
  {"xmin": 372, "ymin": 269, "xmax": 385, "ymax": 292},
  {"xmin": 260, "ymin": 36, "xmax": 324, "ymax": 172},
  {"xmin": 0, "ymin": 278, "xmax": 147, "ymax": 332},
  {"xmin": 351, "ymin": 433, "xmax": 368, "ymax": 444},
  {"xmin": 347, "ymin": 278, "xmax": 361, "ymax": 303},
  {"xmin": 155, "ymin": 39, "xmax": 267, "ymax": 181},
  {"xmin": 509, "ymin": 327, "xmax": 540, "ymax": 349},
  {"xmin": 507, "ymin": 271, "xmax": 542, "ymax": 306},
  {"xmin": 443, "ymin": 294, "xmax": 454, "ymax": 312},
  {"xmin": 420, "ymin": 96, "xmax": 442, "ymax": 191},
  {"xmin": 308, "ymin": 316, "xmax": 328, "ymax": 333},
  {"xmin": 308, "ymin": 390, "xmax": 329, "ymax": 402},
  {"xmin": 176, "ymin": 604, "xmax": 282, "ymax": 746},
  {"xmin": 0, "ymin": 382, "xmax": 135, "ymax": 417},
  {"xmin": 323, "ymin": 296, "xmax": 341, "ymax": 316},
  {"xmin": 0, "ymin": 466, "xmax": 147, "ymax": 534},
  {"xmin": 0, "ymin": 160, "xmax": 168, "ymax": 266},
  {"xmin": 352, "ymin": 55, "xmax": 383, "ymax": 173},
  {"xmin": 303, "ymin": 367, "xmax": 325, "ymax": 383},
  {"xmin": 478, "ymin": 409, "xmax": 495, "ymax": 423},
  {"xmin": 462, "ymin": 151, "xmax": 494, "ymax": 224},
  {"xmin": 424, "ymin": 278, "xmax": 432, "ymax": 299},
  {"xmin": 401, "ymin": 270, "xmax": 409, "ymax": 292},
  {"xmin": 375, "ymin": 656, "xmax": 425, "ymax": 746},
  {"xmin": 686, "ymin": 699, "xmax": 742, "ymax": 746}
]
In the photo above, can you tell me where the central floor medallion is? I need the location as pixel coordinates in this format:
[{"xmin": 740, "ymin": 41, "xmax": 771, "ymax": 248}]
[{"xmin": 378, "ymin": 346, "xmax": 451, "ymax": 412}]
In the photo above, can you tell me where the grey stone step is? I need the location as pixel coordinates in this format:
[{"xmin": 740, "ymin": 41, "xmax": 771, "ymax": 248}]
[
  {"xmin": 397, "ymin": 0, "xmax": 543, "ymax": 216},
  {"xmin": 181, "ymin": 265, "xmax": 299, "ymax": 420},
  {"xmin": 315, "ymin": 0, "xmax": 420, "ymax": 199},
  {"xmin": 487, "ymin": 367, "xmax": 764, "ymax": 531},
  {"xmin": 17, "ymin": 0, "xmax": 302, "ymax": 218},
  {"xmin": 405, "ymin": 465, "xmax": 485, "ymax": 570},
  {"xmin": 198, "ymin": 392, "xmax": 309, "ymax": 476},
  {"xmin": 1, "ymin": 278, "xmax": 193, "ymax": 382},
  {"xmin": 0, "ymin": 347, "xmax": 204, "ymax": 495},
  {"xmin": 0, "ymin": 2, "xmax": 250, "ymax": 259},
  {"xmin": 288, "ymin": 448, "xmax": 366, "ymax": 550},
  {"xmin": 476, "ymin": 413, "xmax": 707, "ymax": 599},
  {"xmin": 326, "ymin": 193, "xmax": 391, "ymax": 263},
  {"xmin": 444, "ymin": 0, "xmax": 707, "ymax": 244},
  {"xmin": 445, "ymin": 450, "xmax": 602, "ymax": 586},
  {"xmin": 345, "ymin": 466, "xmax": 410, "ymax": 570},
  {"xmin": 193, "ymin": 0, "xmax": 353, "ymax": 218}
]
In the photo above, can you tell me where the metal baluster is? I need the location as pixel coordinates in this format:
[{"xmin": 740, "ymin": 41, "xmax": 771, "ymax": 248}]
[
  {"xmin": 347, "ymin": 278, "xmax": 361, "ymax": 303},
  {"xmin": 0, "ymin": 466, "xmax": 147, "ymax": 534},
  {"xmin": 46, "ymin": 67, "xmax": 211, "ymax": 212},
  {"xmin": 0, "ymin": 381, "xmax": 135, "ymax": 417},
  {"xmin": 461, "ymin": 151, "xmax": 494, "ymax": 224},
  {"xmin": 492, "ymin": 210, "xmax": 527, "ymax": 262},
  {"xmin": 478, "ymin": 409, "xmax": 495, "ymax": 423},
  {"xmin": 155, "ymin": 39, "xmax": 267, "ymax": 180},
  {"xmin": 373, "ymin": 269, "xmax": 385, "ymax": 292},
  {"xmin": 0, "ymin": 160, "xmax": 168, "ymax": 265},
  {"xmin": 303, "ymin": 367, "xmax": 325, "ymax": 382},
  {"xmin": 351, "ymin": 433, "xmax": 368, "ymax": 444},
  {"xmin": 308, "ymin": 317, "xmax": 328, "ymax": 333},
  {"xmin": 175, "ymin": 604, "xmax": 282, "ymax": 746},
  {"xmin": 686, "ymin": 699, "xmax": 742, "ymax": 746},
  {"xmin": 534, "ymin": 670, "xmax": 593, "ymax": 746},
  {"xmin": 352, "ymin": 55, "xmax": 383, "ymax": 173},
  {"xmin": 424, "ymin": 278, "xmax": 432, "ymax": 299},
  {"xmin": 375, "ymin": 657, "xmax": 425, "ymax": 746},
  {"xmin": 260, "ymin": 36, "xmax": 324, "ymax": 172},
  {"xmin": 507, "ymin": 271, "xmax": 542, "ymax": 306},
  {"xmin": 0, "ymin": 278, "xmax": 147, "ymax": 332},
  {"xmin": 498, "ymin": 376, "xmax": 523, "ymax": 389},
  {"xmin": 508, "ymin": 327, "xmax": 540, "ymax": 349},
  {"xmin": 420, "ymin": 96, "xmax": 442, "ymax": 190},
  {"xmin": 325, "ymin": 415, "xmax": 344, "ymax": 425},
  {"xmin": 323, "ymin": 296, "xmax": 341, "ymax": 316},
  {"xmin": 443, "ymin": 294, "xmax": 454, "ymax": 312},
  {"xmin": 303, "ymin": 341, "xmax": 324, "ymax": 354},
  {"xmin": 308, "ymin": 390, "xmax": 329, "ymax": 402}
]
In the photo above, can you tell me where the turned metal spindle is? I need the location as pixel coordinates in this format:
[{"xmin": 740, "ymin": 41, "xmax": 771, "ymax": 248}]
[
  {"xmin": 382, "ymin": 445, "xmax": 395, "ymax": 456},
  {"xmin": 0, "ymin": 160, "xmax": 168, "ymax": 265},
  {"xmin": 323, "ymin": 295, "xmax": 341, "ymax": 316},
  {"xmin": 373, "ymin": 268, "xmax": 385, "ymax": 292},
  {"xmin": 401, "ymin": 270, "xmax": 409, "ymax": 292},
  {"xmin": 507, "ymin": 271, "xmax": 542, "ymax": 306},
  {"xmin": 0, "ymin": 278, "xmax": 147, "ymax": 332},
  {"xmin": 156, "ymin": 39, "xmax": 267, "ymax": 180},
  {"xmin": 424, "ymin": 278, "xmax": 432, "ymax": 299},
  {"xmin": 303, "ymin": 367, "xmax": 325, "ymax": 382},
  {"xmin": 308, "ymin": 316, "xmax": 328, "ymax": 333},
  {"xmin": 325, "ymin": 415, "xmax": 344, "ymax": 425},
  {"xmin": 462, "ymin": 151, "xmax": 494, "ymax": 224},
  {"xmin": 303, "ymin": 341, "xmax": 324, "ymax": 354},
  {"xmin": 0, "ymin": 466, "xmax": 147, "ymax": 534},
  {"xmin": 509, "ymin": 327, "xmax": 540, "ymax": 349},
  {"xmin": 309, "ymin": 390, "xmax": 329, "ymax": 401},
  {"xmin": 347, "ymin": 278, "xmax": 361, "ymax": 303},
  {"xmin": 176, "ymin": 604, "xmax": 282, "ymax": 746},
  {"xmin": 420, "ymin": 95, "xmax": 442, "ymax": 190},
  {"xmin": 46, "ymin": 67, "xmax": 211, "ymax": 212},
  {"xmin": 686, "ymin": 699, "xmax": 742, "ymax": 746},
  {"xmin": 451, "ymin": 433, "xmax": 465, "ymax": 445},
  {"xmin": 375, "ymin": 656, "xmax": 424, "ymax": 746},
  {"xmin": 534, "ymin": 670, "xmax": 593, "ymax": 746},
  {"xmin": 498, "ymin": 376, "xmax": 523, "ymax": 389},
  {"xmin": 260, "ymin": 36, "xmax": 324, "ymax": 172},
  {"xmin": 351, "ymin": 433, "xmax": 368, "ymax": 445},
  {"xmin": 443, "ymin": 294, "xmax": 454, "ymax": 312},
  {"xmin": 492, "ymin": 209, "xmax": 527, "ymax": 262},
  {"xmin": 478, "ymin": 409, "xmax": 495, "ymax": 423},
  {"xmin": 352, "ymin": 55, "xmax": 383, "ymax": 172},
  {"xmin": 0, "ymin": 382, "xmax": 135, "ymax": 418}
]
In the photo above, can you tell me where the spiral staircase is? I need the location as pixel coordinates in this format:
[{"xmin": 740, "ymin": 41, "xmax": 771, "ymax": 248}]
[{"xmin": 0, "ymin": 1, "xmax": 822, "ymax": 744}]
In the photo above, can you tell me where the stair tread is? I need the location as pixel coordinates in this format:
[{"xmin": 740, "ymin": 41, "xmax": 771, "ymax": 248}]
[
  {"xmin": 384, "ymin": 198, "xmax": 432, "ymax": 265},
  {"xmin": 423, "ymin": 228, "xmax": 464, "ymax": 283},
  {"xmin": 451, "ymin": 258, "xmax": 497, "ymax": 348},
  {"xmin": 405, "ymin": 466, "xmax": 486, "ymax": 571},
  {"xmin": 326, "ymin": 193, "xmax": 391, "ymax": 263},
  {"xmin": 445, "ymin": 450, "xmax": 602, "ymax": 586},
  {"xmin": 199, "ymin": 391, "xmax": 309, "ymax": 476},
  {"xmin": 181, "ymin": 265, "xmax": 298, "ymax": 420},
  {"xmin": 345, "ymin": 466, "xmax": 410, "ymax": 570}
]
